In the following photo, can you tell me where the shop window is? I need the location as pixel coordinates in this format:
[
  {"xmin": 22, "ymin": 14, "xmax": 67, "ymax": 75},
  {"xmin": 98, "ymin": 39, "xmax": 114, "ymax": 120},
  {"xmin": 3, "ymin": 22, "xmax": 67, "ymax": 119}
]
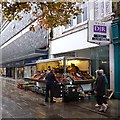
[
  {"xmin": 77, "ymin": 3, "xmax": 87, "ymax": 24},
  {"xmin": 83, "ymin": 6, "xmax": 87, "ymax": 21},
  {"xmin": 65, "ymin": 2, "xmax": 88, "ymax": 29},
  {"xmin": 77, "ymin": 14, "xmax": 82, "ymax": 24},
  {"xmin": 70, "ymin": 18, "xmax": 73, "ymax": 27},
  {"xmin": 90, "ymin": 46, "xmax": 110, "ymax": 87},
  {"xmin": 65, "ymin": 17, "xmax": 74, "ymax": 29},
  {"xmin": 65, "ymin": 24, "xmax": 69, "ymax": 29}
]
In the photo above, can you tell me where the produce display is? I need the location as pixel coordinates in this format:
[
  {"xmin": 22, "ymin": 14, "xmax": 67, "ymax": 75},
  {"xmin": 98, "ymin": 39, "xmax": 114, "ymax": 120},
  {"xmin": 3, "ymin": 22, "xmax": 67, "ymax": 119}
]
[
  {"xmin": 17, "ymin": 62, "xmax": 94, "ymax": 102},
  {"xmin": 31, "ymin": 72, "xmax": 46, "ymax": 81},
  {"xmin": 80, "ymin": 71, "xmax": 93, "ymax": 79},
  {"xmin": 66, "ymin": 73, "xmax": 85, "ymax": 81}
]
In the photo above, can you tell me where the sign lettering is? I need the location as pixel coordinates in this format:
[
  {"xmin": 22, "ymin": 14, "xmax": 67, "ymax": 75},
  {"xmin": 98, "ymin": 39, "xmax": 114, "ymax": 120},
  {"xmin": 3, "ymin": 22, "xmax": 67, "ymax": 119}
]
[{"xmin": 94, "ymin": 25, "xmax": 106, "ymax": 33}]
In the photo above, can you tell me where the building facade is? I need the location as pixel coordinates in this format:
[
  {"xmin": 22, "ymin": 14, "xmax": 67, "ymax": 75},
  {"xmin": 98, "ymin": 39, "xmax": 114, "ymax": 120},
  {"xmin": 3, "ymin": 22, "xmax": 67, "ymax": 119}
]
[
  {"xmin": 49, "ymin": 0, "xmax": 115, "ymax": 95},
  {"xmin": 0, "ymin": 0, "xmax": 120, "ymax": 98},
  {"xmin": 1, "ymin": 11, "xmax": 48, "ymax": 79}
]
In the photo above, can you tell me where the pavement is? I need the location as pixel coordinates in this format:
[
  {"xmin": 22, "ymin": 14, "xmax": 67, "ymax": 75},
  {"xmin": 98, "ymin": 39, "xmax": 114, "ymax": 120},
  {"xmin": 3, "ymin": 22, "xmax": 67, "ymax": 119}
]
[{"xmin": 0, "ymin": 76, "xmax": 120, "ymax": 119}]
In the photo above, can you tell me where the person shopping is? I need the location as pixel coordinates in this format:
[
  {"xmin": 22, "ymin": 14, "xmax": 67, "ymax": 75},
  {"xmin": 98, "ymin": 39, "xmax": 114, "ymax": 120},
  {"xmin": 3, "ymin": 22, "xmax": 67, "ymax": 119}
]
[
  {"xmin": 95, "ymin": 69, "xmax": 108, "ymax": 107},
  {"xmin": 94, "ymin": 70, "xmax": 108, "ymax": 112},
  {"xmin": 45, "ymin": 69, "xmax": 56, "ymax": 103}
]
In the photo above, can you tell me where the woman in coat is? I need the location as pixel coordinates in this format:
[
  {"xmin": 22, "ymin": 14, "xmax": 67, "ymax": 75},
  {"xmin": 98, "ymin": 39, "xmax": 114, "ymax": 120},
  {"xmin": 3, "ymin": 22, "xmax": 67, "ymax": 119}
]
[{"xmin": 94, "ymin": 70, "xmax": 108, "ymax": 112}]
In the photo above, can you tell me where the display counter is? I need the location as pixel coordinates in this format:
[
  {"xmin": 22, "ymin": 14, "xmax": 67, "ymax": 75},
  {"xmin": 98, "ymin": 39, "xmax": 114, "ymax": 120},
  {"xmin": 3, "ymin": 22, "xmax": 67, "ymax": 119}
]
[
  {"xmin": 35, "ymin": 57, "xmax": 95, "ymax": 96},
  {"xmin": 28, "ymin": 78, "xmax": 45, "ymax": 83},
  {"xmin": 73, "ymin": 79, "xmax": 94, "ymax": 84}
]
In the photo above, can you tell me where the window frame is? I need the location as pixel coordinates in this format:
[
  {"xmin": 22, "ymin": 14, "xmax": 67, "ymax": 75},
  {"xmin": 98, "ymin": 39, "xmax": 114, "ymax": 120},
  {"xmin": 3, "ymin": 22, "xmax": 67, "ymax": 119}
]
[{"xmin": 64, "ymin": 2, "xmax": 88, "ymax": 30}]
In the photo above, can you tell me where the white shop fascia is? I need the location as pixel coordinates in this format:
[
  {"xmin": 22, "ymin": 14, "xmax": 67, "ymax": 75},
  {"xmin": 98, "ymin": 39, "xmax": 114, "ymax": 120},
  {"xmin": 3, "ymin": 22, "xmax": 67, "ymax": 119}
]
[{"xmin": 50, "ymin": 22, "xmax": 98, "ymax": 56}]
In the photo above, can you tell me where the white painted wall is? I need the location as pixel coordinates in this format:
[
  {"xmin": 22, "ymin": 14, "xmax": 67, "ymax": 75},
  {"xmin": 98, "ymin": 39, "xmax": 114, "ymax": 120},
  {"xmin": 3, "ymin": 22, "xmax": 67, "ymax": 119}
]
[
  {"xmin": 88, "ymin": 1, "xmax": 94, "ymax": 20},
  {"xmin": 50, "ymin": 28, "xmax": 98, "ymax": 55}
]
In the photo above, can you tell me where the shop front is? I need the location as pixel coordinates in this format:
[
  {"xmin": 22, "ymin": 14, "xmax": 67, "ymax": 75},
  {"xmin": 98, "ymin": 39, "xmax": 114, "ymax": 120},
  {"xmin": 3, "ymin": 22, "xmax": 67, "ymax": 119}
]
[
  {"xmin": 50, "ymin": 20, "xmax": 111, "ymax": 91},
  {"xmin": 90, "ymin": 46, "xmax": 109, "ymax": 83},
  {"xmin": 23, "ymin": 55, "xmax": 48, "ymax": 79},
  {"xmin": 24, "ymin": 63, "xmax": 37, "ymax": 79},
  {"xmin": 16, "ymin": 67, "xmax": 24, "ymax": 79},
  {"xmin": 4, "ymin": 63, "xmax": 15, "ymax": 78},
  {"xmin": 53, "ymin": 45, "xmax": 109, "ymax": 86},
  {"xmin": 0, "ymin": 67, "xmax": 6, "ymax": 76},
  {"xmin": 14, "ymin": 61, "xmax": 24, "ymax": 79}
]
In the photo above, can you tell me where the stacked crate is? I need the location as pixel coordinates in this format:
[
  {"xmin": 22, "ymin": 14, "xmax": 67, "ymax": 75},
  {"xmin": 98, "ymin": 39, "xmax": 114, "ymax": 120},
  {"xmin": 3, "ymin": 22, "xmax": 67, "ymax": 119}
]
[
  {"xmin": 63, "ymin": 85, "xmax": 79, "ymax": 102},
  {"xmin": 54, "ymin": 83, "xmax": 64, "ymax": 102}
]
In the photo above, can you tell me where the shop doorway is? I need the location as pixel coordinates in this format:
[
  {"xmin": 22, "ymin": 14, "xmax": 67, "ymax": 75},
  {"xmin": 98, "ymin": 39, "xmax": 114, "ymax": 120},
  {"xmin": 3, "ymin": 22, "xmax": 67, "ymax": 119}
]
[
  {"xmin": 17, "ymin": 67, "xmax": 24, "ymax": 79},
  {"xmin": 91, "ymin": 59, "xmax": 110, "ymax": 88}
]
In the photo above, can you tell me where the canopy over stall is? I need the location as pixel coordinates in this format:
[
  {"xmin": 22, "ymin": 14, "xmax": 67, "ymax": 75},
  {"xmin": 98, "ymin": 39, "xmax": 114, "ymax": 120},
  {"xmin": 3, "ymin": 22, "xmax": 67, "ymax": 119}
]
[{"xmin": 36, "ymin": 56, "xmax": 90, "ymax": 76}]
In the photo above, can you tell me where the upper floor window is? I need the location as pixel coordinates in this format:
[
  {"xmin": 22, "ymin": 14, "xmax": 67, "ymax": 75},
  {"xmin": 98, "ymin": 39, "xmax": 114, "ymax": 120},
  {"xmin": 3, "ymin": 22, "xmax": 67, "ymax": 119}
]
[
  {"xmin": 83, "ymin": 6, "xmax": 87, "ymax": 21},
  {"xmin": 65, "ymin": 17, "xmax": 74, "ymax": 29},
  {"xmin": 65, "ymin": 2, "xmax": 88, "ymax": 29},
  {"xmin": 94, "ymin": 0, "xmax": 112, "ymax": 20},
  {"xmin": 77, "ymin": 14, "xmax": 82, "ymax": 24},
  {"xmin": 77, "ymin": 3, "xmax": 87, "ymax": 24},
  {"xmin": 70, "ymin": 18, "xmax": 73, "ymax": 27}
]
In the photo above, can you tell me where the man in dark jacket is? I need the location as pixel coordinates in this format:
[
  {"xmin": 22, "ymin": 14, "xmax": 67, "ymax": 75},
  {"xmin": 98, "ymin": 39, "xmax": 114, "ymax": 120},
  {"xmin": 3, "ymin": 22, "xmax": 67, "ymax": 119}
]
[
  {"xmin": 94, "ymin": 70, "xmax": 108, "ymax": 112},
  {"xmin": 45, "ymin": 69, "xmax": 56, "ymax": 103}
]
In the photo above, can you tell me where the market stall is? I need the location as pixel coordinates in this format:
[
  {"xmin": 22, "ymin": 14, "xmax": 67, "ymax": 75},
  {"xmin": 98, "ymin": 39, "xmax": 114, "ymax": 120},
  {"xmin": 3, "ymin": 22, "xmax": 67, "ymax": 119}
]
[
  {"xmin": 18, "ymin": 57, "xmax": 95, "ymax": 102},
  {"xmin": 36, "ymin": 57, "xmax": 94, "ymax": 100}
]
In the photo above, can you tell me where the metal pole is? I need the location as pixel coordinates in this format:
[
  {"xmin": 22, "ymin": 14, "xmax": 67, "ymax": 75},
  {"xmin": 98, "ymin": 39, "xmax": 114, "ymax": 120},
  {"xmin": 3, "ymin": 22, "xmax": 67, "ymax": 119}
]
[{"xmin": 63, "ymin": 57, "xmax": 66, "ymax": 78}]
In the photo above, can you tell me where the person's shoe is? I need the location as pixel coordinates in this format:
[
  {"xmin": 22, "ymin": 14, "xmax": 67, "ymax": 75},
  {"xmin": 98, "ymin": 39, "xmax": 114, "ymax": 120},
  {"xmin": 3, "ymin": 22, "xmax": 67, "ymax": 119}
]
[{"xmin": 95, "ymin": 104, "xmax": 99, "ymax": 107}]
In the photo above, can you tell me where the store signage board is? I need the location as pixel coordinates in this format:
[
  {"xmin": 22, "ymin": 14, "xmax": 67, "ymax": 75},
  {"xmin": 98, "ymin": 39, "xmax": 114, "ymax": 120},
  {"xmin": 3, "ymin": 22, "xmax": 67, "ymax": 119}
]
[{"xmin": 88, "ymin": 20, "xmax": 111, "ymax": 45}]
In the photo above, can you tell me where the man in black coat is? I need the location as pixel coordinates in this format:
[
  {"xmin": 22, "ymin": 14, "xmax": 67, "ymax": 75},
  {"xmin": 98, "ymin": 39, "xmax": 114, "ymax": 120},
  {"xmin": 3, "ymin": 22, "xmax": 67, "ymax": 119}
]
[{"xmin": 45, "ymin": 69, "xmax": 56, "ymax": 103}]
